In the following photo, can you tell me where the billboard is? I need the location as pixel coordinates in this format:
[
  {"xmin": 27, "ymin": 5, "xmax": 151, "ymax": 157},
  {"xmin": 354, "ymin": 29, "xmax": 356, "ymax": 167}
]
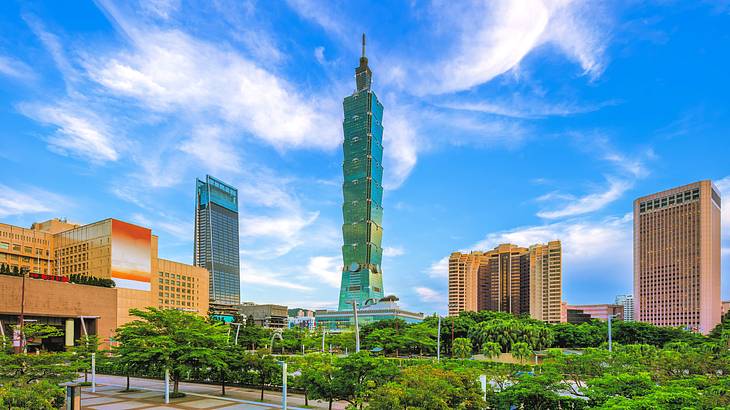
[{"xmin": 111, "ymin": 219, "xmax": 152, "ymax": 291}]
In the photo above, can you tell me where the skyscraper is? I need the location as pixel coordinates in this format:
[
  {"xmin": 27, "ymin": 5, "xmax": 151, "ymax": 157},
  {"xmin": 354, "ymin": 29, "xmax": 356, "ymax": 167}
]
[
  {"xmin": 194, "ymin": 175, "xmax": 240, "ymax": 305},
  {"xmin": 634, "ymin": 180, "xmax": 721, "ymax": 334},
  {"xmin": 448, "ymin": 241, "xmax": 562, "ymax": 323},
  {"xmin": 338, "ymin": 34, "xmax": 385, "ymax": 311},
  {"xmin": 615, "ymin": 294, "xmax": 635, "ymax": 322}
]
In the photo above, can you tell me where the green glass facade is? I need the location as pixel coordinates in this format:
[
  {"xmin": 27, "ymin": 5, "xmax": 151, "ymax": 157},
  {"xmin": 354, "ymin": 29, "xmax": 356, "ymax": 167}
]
[{"xmin": 338, "ymin": 36, "xmax": 385, "ymax": 310}]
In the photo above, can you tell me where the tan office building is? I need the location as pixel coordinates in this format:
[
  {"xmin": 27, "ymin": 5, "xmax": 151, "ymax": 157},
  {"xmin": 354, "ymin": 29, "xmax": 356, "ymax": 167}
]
[
  {"xmin": 0, "ymin": 217, "xmax": 209, "ymax": 347},
  {"xmin": 448, "ymin": 241, "xmax": 562, "ymax": 323},
  {"xmin": 634, "ymin": 180, "xmax": 721, "ymax": 334}
]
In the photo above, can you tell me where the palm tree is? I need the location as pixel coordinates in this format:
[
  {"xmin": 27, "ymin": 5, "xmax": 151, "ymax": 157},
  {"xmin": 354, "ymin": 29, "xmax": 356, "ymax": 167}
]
[
  {"xmin": 481, "ymin": 342, "xmax": 501, "ymax": 360},
  {"xmin": 511, "ymin": 342, "xmax": 532, "ymax": 365}
]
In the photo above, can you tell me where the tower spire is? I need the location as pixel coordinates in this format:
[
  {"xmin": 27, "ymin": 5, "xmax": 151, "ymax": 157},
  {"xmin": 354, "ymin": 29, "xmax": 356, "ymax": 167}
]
[
  {"xmin": 362, "ymin": 33, "xmax": 366, "ymax": 58},
  {"xmin": 355, "ymin": 33, "xmax": 372, "ymax": 91}
]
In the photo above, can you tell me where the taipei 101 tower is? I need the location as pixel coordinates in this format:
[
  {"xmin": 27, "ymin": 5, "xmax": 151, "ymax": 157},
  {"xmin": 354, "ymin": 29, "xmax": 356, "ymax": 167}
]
[
  {"xmin": 338, "ymin": 34, "xmax": 385, "ymax": 311},
  {"xmin": 317, "ymin": 35, "xmax": 423, "ymax": 331}
]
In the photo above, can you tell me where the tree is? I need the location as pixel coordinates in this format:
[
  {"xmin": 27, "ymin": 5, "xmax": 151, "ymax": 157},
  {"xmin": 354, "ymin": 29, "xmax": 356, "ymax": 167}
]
[
  {"xmin": 511, "ymin": 342, "xmax": 532, "ymax": 365},
  {"xmin": 481, "ymin": 341, "xmax": 501, "ymax": 359},
  {"xmin": 495, "ymin": 371, "xmax": 585, "ymax": 410},
  {"xmin": 452, "ymin": 337, "xmax": 472, "ymax": 359},
  {"xmin": 333, "ymin": 352, "xmax": 398, "ymax": 408},
  {"xmin": 469, "ymin": 318, "xmax": 553, "ymax": 352},
  {"xmin": 0, "ymin": 380, "xmax": 66, "ymax": 409},
  {"xmin": 72, "ymin": 335, "xmax": 99, "ymax": 383},
  {"xmin": 17, "ymin": 323, "xmax": 63, "ymax": 352},
  {"xmin": 115, "ymin": 308, "xmax": 228, "ymax": 396},
  {"xmin": 245, "ymin": 349, "xmax": 279, "ymax": 401},
  {"xmin": 299, "ymin": 353, "xmax": 339, "ymax": 409},
  {"xmin": 369, "ymin": 364, "xmax": 486, "ymax": 410},
  {"xmin": 403, "ymin": 322, "xmax": 437, "ymax": 356}
]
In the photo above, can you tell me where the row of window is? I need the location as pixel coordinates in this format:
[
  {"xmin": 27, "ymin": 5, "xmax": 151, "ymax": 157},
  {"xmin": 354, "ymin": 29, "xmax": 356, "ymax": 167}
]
[
  {"xmin": 0, "ymin": 242, "xmax": 47, "ymax": 256},
  {"xmin": 639, "ymin": 188, "xmax": 700, "ymax": 213},
  {"xmin": 0, "ymin": 230, "xmax": 49, "ymax": 244}
]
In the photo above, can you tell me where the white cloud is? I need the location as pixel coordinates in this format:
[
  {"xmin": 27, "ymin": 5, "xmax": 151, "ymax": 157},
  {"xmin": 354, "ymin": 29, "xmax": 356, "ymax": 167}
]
[
  {"xmin": 0, "ymin": 55, "xmax": 34, "ymax": 80},
  {"xmin": 427, "ymin": 256, "xmax": 449, "ymax": 278},
  {"xmin": 394, "ymin": 0, "xmax": 608, "ymax": 95},
  {"xmin": 140, "ymin": 0, "xmax": 180, "ymax": 20},
  {"xmin": 17, "ymin": 103, "xmax": 119, "ymax": 163},
  {"xmin": 537, "ymin": 178, "xmax": 631, "ymax": 219},
  {"xmin": 306, "ymin": 256, "xmax": 341, "ymax": 288},
  {"xmin": 130, "ymin": 212, "xmax": 190, "ymax": 239},
  {"xmin": 439, "ymin": 97, "xmax": 618, "ymax": 119},
  {"xmin": 241, "ymin": 263, "xmax": 313, "ymax": 291},
  {"xmin": 415, "ymin": 286, "xmax": 444, "ymax": 303},
  {"xmin": 85, "ymin": 3, "xmax": 341, "ymax": 151},
  {"xmin": 383, "ymin": 246, "xmax": 405, "ymax": 257},
  {"xmin": 0, "ymin": 185, "xmax": 69, "ymax": 218},
  {"xmin": 314, "ymin": 46, "xmax": 326, "ymax": 64},
  {"xmin": 178, "ymin": 126, "xmax": 242, "ymax": 173},
  {"xmin": 383, "ymin": 110, "xmax": 418, "ymax": 190}
]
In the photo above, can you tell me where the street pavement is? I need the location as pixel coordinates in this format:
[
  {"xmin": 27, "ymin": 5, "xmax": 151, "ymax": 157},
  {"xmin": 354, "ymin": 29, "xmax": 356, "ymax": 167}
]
[{"xmin": 77, "ymin": 375, "xmax": 347, "ymax": 409}]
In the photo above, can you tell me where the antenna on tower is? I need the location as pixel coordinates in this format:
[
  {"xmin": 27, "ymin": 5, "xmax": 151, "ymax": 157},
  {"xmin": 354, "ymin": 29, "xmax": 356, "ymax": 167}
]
[{"xmin": 362, "ymin": 33, "xmax": 366, "ymax": 58}]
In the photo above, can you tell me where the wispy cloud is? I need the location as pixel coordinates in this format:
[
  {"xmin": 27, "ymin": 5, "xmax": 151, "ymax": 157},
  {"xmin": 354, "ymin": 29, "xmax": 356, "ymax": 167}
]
[
  {"xmin": 439, "ymin": 97, "xmax": 619, "ymax": 119},
  {"xmin": 383, "ymin": 246, "xmax": 405, "ymax": 257},
  {"xmin": 427, "ymin": 256, "xmax": 449, "ymax": 279},
  {"xmin": 0, "ymin": 55, "xmax": 34, "ymax": 81},
  {"xmin": 537, "ymin": 178, "xmax": 631, "ymax": 219},
  {"xmin": 0, "ymin": 184, "xmax": 70, "ymax": 218},
  {"xmin": 241, "ymin": 263, "xmax": 314, "ymax": 291},
  {"xmin": 17, "ymin": 103, "xmax": 120, "ymax": 163}
]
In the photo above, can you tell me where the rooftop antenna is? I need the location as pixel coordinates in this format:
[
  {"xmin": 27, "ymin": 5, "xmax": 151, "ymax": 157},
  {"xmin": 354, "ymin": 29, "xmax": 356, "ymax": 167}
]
[{"xmin": 362, "ymin": 33, "xmax": 366, "ymax": 58}]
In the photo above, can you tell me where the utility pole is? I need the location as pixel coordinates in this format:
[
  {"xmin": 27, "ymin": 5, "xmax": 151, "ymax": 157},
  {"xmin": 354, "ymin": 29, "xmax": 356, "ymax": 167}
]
[
  {"xmin": 608, "ymin": 314, "xmax": 614, "ymax": 352},
  {"xmin": 350, "ymin": 301, "xmax": 360, "ymax": 353}
]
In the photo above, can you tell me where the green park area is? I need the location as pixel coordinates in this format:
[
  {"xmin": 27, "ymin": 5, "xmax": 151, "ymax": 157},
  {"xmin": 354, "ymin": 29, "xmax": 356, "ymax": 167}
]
[{"xmin": 1, "ymin": 308, "xmax": 730, "ymax": 409}]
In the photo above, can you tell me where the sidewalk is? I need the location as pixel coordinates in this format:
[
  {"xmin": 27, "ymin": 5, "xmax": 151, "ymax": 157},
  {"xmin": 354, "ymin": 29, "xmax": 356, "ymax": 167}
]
[{"xmin": 78, "ymin": 375, "xmax": 348, "ymax": 409}]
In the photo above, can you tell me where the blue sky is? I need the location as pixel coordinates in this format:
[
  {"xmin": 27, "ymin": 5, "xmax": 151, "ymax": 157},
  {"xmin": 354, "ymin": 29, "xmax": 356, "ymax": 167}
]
[{"xmin": 1, "ymin": 1, "xmax": 729, "ymax": 314}]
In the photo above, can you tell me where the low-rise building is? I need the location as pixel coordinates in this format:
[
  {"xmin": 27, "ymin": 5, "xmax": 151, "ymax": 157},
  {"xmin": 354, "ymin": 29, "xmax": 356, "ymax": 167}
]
[
  {"xmin": 565, "ymin": 304, "xmax": 624, "ymax": 324},
  {"xmin": 238, "ymin": 303, "xmax": 288, "ymax": 328},
  {"xmin": 316, "ymin": 296, "xmax": 424, "ymax": 332}
]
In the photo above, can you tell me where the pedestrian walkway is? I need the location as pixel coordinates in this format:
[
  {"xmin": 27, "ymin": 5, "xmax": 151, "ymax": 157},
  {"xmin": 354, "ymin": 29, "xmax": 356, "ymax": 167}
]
[{"xmin": 78, "ymin": 375, "xmax": 346, "ymax": 409}]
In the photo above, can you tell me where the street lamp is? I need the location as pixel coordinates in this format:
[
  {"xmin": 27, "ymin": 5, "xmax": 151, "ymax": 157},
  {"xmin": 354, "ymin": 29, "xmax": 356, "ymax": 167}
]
[
  {"xmin": 349, "ymin": 298, "xmax": 378, "ymax": 353},
  {"xmin": 607, "ymin": 313, "xmax": 620, "ymax": 352},
  {"xmin": 278, "ymin": 360, "xmax": 288, "ymax": 410},
  {"xmin": 436, "ymin": 315, "xmax": 441, "ymax": 362}
]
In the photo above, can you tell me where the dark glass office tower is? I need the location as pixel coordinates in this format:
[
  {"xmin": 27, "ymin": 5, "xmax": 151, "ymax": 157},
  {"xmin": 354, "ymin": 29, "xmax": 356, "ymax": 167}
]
[
  {"xmin": 194, "ymin": 175, "xmax": 240, "ymax": 305},
  {"xmin": 338, "ymin": 34, "xmax": 385, "ymax": 310}
]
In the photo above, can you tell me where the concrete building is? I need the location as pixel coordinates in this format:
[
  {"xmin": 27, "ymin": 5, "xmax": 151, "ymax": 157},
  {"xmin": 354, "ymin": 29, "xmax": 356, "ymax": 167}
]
[
  {"xmin": 634, "ymin": 180, "xmax": 721, "ymax": 334},
  {"xmin": 615, "ymin": 294, "xmax": 635, "ymax": 322},
  {"xmin": 566, "ymin": 304, "xmax": 624, "ymax": 323},
  {"xmin": 238, "ymin": 303, "xmax": 288, "ymax": 329},
  {"xmin": 448, "ymin": 241, "xmax": 562, "ymax": 323},
  {"xmin": 0, "ymin": 217, "xmax": 209, "ymax": 348}
]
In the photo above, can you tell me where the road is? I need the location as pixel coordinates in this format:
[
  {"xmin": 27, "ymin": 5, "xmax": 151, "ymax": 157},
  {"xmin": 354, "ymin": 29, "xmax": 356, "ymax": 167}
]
[{"xmin": 79, "ymin": 374, "xmax": 348, "ymax": 409}]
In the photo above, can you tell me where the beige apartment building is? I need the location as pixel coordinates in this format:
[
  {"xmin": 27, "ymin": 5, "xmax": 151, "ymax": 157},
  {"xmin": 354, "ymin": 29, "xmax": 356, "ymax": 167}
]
[
  {"xmin": 634, "ymin": 180, "xmax": 721, "ymax": 334},
  {"xmin": 448, "ymin": 241, "xmax": 562, "ymax": 323},
  {"xmin": 0, "ymin": 218, "xmax": 210, "ymax": 347}
]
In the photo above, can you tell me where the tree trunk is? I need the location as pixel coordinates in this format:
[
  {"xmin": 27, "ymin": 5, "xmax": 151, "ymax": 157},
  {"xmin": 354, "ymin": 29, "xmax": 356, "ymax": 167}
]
[
  {"xmin": 329, "ymin": 398, "xmax": 333, "ymax": 410},
  {"xmin": 173, "ymin": 378, "xmax": 179, "ymax": 394},
  {"xmin": 84, "ymin": 370, "xmax": 88, "ymax": 382},
  {"xmin": 221, "ymin": 370, "xmax": 226, "ymax": 396},
  {"xmin": 304, "ymin": 388, "xmax": 308, "ymax": 406},
  {"xmin": 260, "ymin": 381, "xmax": 265, "ymax": 401},
  {"xmin": 126, "ymin": 374, "xmax": 130, "ymax": 391}
]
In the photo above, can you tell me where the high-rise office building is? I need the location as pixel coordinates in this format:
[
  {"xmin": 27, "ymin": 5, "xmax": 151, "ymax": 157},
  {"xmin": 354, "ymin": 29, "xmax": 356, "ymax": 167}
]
[
  {"xmin": 448, "ymin": 241, "xmax": 562, "ymax": 323},
  {"xmin": 634, "ymin": 180, "xmax": 721, "ymax": 334},
  {"xmin": 615, "ymin": 294, "xmax": 635, "ymax": 322},
  {"xmin": 338, "ymin": 34, "xmax": 385, "ymax": 311},
  {"xmin": 194, "ymin": 175, "xmax": 240, "ymax": 305}
]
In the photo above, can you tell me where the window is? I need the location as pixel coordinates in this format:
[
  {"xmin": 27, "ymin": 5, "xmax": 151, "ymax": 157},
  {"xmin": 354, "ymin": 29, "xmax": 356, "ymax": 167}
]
[
  {"xmin": 12, "ymin": 244, "xmax": 20, "ymax": 252},
  {"xmin": 0, "ymin": 242, "xmax": 8, "ymax": 250}
]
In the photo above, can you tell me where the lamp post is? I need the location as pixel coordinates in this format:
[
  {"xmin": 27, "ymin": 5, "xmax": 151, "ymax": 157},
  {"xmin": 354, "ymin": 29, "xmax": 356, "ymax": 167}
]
[
  {"xmin": 607, "ymin": 314, "xmax": 619, "ymax": 352},
  {"xmin": 436, "ymin": 315, "xmax": 441, "ymax": 362},
  {"xmin": 281, "ymin": 361, "xmax": 287, "ymax": 410},
  {"xmin": 349, "ymin": 298, "xmax": 378, "ymax": 353}
]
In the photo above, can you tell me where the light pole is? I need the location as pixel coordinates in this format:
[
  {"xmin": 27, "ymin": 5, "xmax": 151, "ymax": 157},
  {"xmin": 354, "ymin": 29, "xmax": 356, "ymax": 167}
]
[
  {"xmin": 436, "ymin": 315, "xmax": 441, "ymax": 362},
  {"xmin": 607, "ymin": 313, "xmax": 619, "ymax": 352},
  {"xmin": 278, "ymin": 361, "xmax": 288, "ymax": 410},
  {"xmin": 350, "ymin": 298, "xmax": 378, "ymax": 353}
]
